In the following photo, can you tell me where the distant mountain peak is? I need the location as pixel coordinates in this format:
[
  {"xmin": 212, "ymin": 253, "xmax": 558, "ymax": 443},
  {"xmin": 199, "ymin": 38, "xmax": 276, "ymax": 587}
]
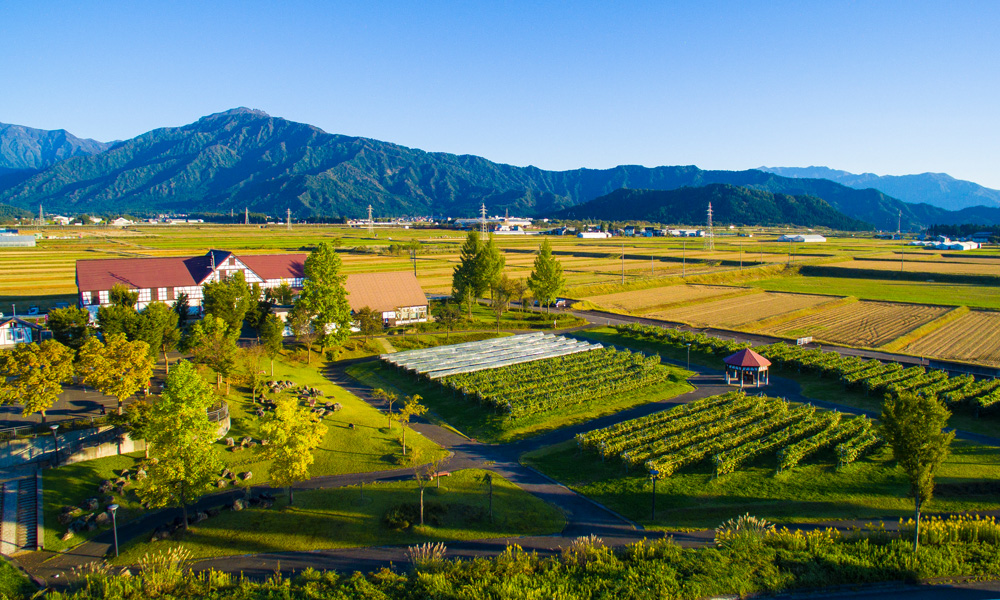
[{"xmin": 204, "ymin": 107, "xmax": 271, "ymax": 119}]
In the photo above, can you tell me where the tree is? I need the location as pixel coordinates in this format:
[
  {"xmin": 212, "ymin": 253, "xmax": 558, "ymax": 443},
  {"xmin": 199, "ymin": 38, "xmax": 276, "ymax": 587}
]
[
  {"xmin": 184, "ymin": 314, "xmax": 239, "ymax": 393},
  {"xmin": 47, "ymin": 306, "xmax": 92, "ymax": 352},
  {"xmin": 452, "ymin": 232, "xmax": 485, "ymax": 318},
  {"xmin": 356, "ymin": 306, "xmax": 382, "ymax": 342},
  {"xmin": 258, "ymin": 396, "xmax": 327, "ymax": 505},
  {"xmin": 173, "ymin": 292, "xmax": 191, "ymax": 326},
  {"xmin": 297, "ymin": 242, "xmax": 352, "ymax": 357},
  {"xmin": 135, "ymin": 302, "xmax": 180, "ymax": 369},
  {"xmin": 240, "ymin": 345, "xmax": 268, "ymax": 402},
  {"xmin": 0, "ymin": 340, "xmax": 74, "ymax": 422},
  {"xmin": 78, "ymin": 334, "xmax": 154, "ymax": 415},
  {"xmin": 111, "ymin": 397, "xmax": 154, "ymax": 458},
  {"xmin": 372, "ymin": 388, "xmax": 399, "ymax": 429},
  {"xmin": 392, "ymin": 394, "xmax": 427, "ymax": 456},
  {"xmin": 508, "ymin": 278, "xmax": 528, "ymax": 313},
  {"xmin": 109, "ymin": 283, "xmax": 138, "ymax": 308},
  {"xmin": 414, "ymin": 461, "xmax": 434, "ymax": 526},
  {"xmin": 880, "ymin": 392, "xmax": 955, "ymax": 552},
  {"xmin": 490, "ymin": 275, "xmax": 519, "ymax": 333},
  {"xmin": 258, "ymin": 314, "xmax": 285, "ymax": 376},
  {"xmin": 287, "ymin": 303, "xmax": 317, "ymax": 364},
  {"xmin": 138, "ymin": 360, "xmax": 222, "ymax": 528},
  {"xmin": 97, "ymin": 303, "xmax": 140, "ymax": 340},
  {"xmin": 478, "ymin": 234, "xmax": 506, "ymax": 304},
  {"xmin": 202, "ymin": 271, "xmax": 257, "ymax": 335},
  {"xmin": 433, "ymin": 302, "xmax": 461, "ymax": 342},
  {"xmin": 265, "ymin": 283, "xmax": 295, "ymax": 306},
  {"xmin": 527, "ymin": 240, "xmax": 566, "ymax": 312},
  {"xmin": 246, "ymin": 296, "xmax": 274, "ymax": 334}
]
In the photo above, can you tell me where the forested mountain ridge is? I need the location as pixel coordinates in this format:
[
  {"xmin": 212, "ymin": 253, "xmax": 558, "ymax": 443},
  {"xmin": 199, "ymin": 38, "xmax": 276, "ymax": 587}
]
[
  {"xmin": 553, "ymin": 185, "xmax": 873, "ymax": 230},
  {"xmin": 0, "ymin": 122, "xmax": 111, "ymax": 173},
  {"xmin": 759, "ymin": 166, "xmax": 1000, "ymax": 211},
  {"xmin": 0, "ymin": 108, "xmax": 993, "ymax": 227}
]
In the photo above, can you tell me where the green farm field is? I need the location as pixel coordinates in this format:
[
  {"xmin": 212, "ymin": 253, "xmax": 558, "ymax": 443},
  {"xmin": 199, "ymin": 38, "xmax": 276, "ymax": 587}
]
[{"xmin": 749, "ymin": 276, "xmax": 1000, "ymax": 310}]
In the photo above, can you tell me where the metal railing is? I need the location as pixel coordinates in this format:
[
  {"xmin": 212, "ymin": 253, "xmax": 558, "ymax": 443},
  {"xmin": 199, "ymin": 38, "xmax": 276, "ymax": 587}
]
[{"xmin": 0, "ymin": 401, "xmax": 229, "ymax": 441}]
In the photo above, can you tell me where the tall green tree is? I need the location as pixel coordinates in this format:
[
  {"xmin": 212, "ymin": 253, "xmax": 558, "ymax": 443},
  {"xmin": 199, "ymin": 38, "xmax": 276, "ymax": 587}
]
[
  {"xmin": 287, "ymin": 303, "xmax": 317, "ymax": 364},
  {"xmin": 135, "ymin": 302, "xmax": 180, "ymax": 369},
  {"xmin": 355, "ymin": 306, "xmax": 382, "ymax": 342},
  {"xmin": 0, "ymin": 340, "xmax": 74, "ymax": 422},
  {"xmin": 490, "ymin": 275, "xmax": 517, "ymax": 333},
  {"xmin": 202, "ymin": 271, "xmax": 257, "ymax": 335},
  {"xmin": 173, "ymin": 292, "xmax": 191, "ymax": 326},
  {"xmin": 184, "ymin": 314, "xmax": 238, "ymax": 393},
  {"xmin": 47, "ymin": 306, "xmax": 93, "ymax": 352},
  {"xmin": 452, "ymin": 231, "xmax": 485, "ymax": 318},
  {"xmin": 97, "ymin": 303, "xmax": 140, "ymax": 340},
  {"xmin": 258, "ymin": 396, "xmax": 328, "ymax": 505},
  {"xmin": 527, "ymin": 240, "xmax": 566, "ymax": 312},
  {"xmin": 433, "ymin": 302, "xmax": 461, "ymax": 342},
  {"xmin": 258, "ymin": 313, "xmax": 285, "ymax": 376},
  {"xmin": 479, "ymin": 234, "xmax": 506, "ymax": 303},
  {"xmin": 880, "ymin": 392, "xmax": 956, "ymax": 552},
  {"xmin": 139, "ymin": 360, "xmax": 222, "ymax": 528},
  {"xmin": 78, "ymin": 334, "xmax": 154, "ymax": 415},
  {"xmin": 109, "ymin": 283, "xmax": 139, "ymax": 308},
  {"xmin": 297, "ymin": 242, "xmax": 352, "ymax": 357}
]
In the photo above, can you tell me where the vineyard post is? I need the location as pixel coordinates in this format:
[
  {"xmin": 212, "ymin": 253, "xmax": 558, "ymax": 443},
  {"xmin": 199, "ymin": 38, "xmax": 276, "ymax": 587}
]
[
  {"xmin": 649, "ymin": 469, "xmax": 660, "ymax": 520},
  {"xmin": 686, "ymin": 343, "xmax": 691, "ymax": 370}
]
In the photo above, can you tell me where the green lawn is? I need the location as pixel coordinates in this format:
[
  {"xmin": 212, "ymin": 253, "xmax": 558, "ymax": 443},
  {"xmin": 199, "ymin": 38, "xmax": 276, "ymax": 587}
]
[
  {"xmin": 749, "ymin": 276, "xmax": 1000, "ymax": 310},
  {"xmin": 0, "ymin": 558, "xmax": 33, "ymax": 600},
  {"xmin": 42, "ymin": 353, "xmax": 446, "ymax": 553},
  {"xmin": 109, "ymin": 469, "xmax": 565, "ymax": 563},
  {"xmin": 346, "ymin": 358, "xmax": 693, "ymax": 443},
  {"xmin": 523, "ymin": 439, "xmax": 1000, "ymax": 529}
]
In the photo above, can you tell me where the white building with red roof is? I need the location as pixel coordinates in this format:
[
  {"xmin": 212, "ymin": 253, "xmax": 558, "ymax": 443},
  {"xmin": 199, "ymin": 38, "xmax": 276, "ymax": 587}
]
[{"xmin": 75, "ymin": 250, "xmax": 428, "ymax": 325}]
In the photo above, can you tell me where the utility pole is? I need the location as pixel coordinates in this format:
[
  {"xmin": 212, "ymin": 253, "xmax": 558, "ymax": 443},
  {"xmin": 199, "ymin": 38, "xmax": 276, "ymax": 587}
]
[
  {"xmin": 286, "ymin": 208, "xmax": 291, "ymax": 231},
  {"xmin": 244, "ymin": 207, "xmax": 249, "ymax": 226},
  {"xmin": 38, "ymin": 204, "xmax": 43, "ymax": 225},
  {"xmin": 367, "ymin": 205, "xmax": 374, "ymax": 236},
  {"xmin": 411, "ymin": 248, "xmax": 417, "ymax": 276}
]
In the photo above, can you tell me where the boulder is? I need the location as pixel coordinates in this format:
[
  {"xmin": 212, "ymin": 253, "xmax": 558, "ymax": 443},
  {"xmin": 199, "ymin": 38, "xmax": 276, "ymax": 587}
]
[
  {"xmin": 80, "ymin": 498, "xmax": 99, "ymax": 511},
  {"xmin": 98, "ymin": 480, "xmax": 113, "ymax": 494},
  {"xmin": 113, "ymin": 478, "xmax": 126, "ymax": 487},
  {"xmin": 94, "ymin": 512, "xmax": 110, "ymax": 526},
  {"xmin": 240, "ymin": 471, "xmax": 253, "ymax": 481},
  {"xmin": 61, "ymin": 530, "xmax": 74, "ymax": 541},
  {"xmin": 102, "ymin": 495, "xmax": 115, "ymax": 505},
  {"xmin": 135, "ymin": 469, "xmax": 147, "ymax": 480},
  {"xmin": 230, "ymin": 499, "xmax": 245, "ymax": 511},
  {"xmin": 225, "ymin": 437, "xmax": 235, "ymax": 447},
  {"xmin": 216, "ymin": 479, "xmax": 229, "ymax": 488},
  {"xmin": 220, "ymin": 468, "xmax": 233, "ymax": 479},
  {"xmin": 151, "ymin": 527, "xmax": 171, "ymax": 541},
  {"xmin": 57, "ymin": 512, "xmax": 76, "ymax": 525},
  {"xmin": 332, "ymin": 402, "xmax": 342, "ymax": 412},
  {"xmin": 192, "ymin": 511, "xmax": 208, "ymax": 524},
  {"xmin": 206, "ymin": 508, "xmax": 220, "ymax": 518},
  {"xmin": 119, "ymin": 469, "xmax": 130, "ymax": 478}
]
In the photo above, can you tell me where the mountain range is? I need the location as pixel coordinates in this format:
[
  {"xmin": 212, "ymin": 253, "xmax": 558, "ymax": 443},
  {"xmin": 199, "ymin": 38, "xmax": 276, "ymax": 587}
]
[
  {"xmin": 555, "ymin": 185, "xmax": 872, "ymax": 231},
  {"xmin": 758, "ymin": 166, "xmax": 1000, "ymax": 211},
  {"xmin": 0, "ymin": 108, "xmax": 998, "ymax": 228}
]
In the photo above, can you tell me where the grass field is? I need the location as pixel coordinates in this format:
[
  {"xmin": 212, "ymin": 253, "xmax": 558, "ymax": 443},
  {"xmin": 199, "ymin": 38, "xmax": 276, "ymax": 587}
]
[
  {"xmin": 831, "ymin": 258, "xmax": 1000, "ymax": 277},
  {"xmin": 523, "ymin": 439, "xmax": 1000, "ymax": 529},
  {"xmin": 768, "ymin": 300, "xmax": 950, "ymax": 346},
  {"xmin": 42, "ymin": 353, "xmax": 446, "ymax": 552},
  {"xmin": 346, "ymin": 357, "xmax": 694, "ymax": 443},
  {"xmin": 904, "ymin": 310, "xmax": 1000, "ymax": 367},
  {"xmin": 653, "ymin": 291, "xmax": 834, "ymax": 328},
  {"xmin": 582, "ymin": 284, "xmax": 743, "ymax": 313},
  {"xmin": 750, "ymin": 276, "xmax": 1000, "ymax": 310},
  {"xmin": 109, "ymin": 468, "xmax": 564, "ymax": 563}
]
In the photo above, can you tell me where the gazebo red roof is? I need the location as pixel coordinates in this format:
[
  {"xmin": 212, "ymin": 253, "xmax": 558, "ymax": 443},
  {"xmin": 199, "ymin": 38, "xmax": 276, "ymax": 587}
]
[{"xmin": 723, "ymin": 348, "xmax": 771, "ymax": 368}]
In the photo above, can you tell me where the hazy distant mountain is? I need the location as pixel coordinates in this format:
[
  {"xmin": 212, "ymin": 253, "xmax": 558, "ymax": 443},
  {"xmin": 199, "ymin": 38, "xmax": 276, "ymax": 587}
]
[
  {"xmin": 0, "ymin": 122, "xmax": 111, "ymax": 173},
  {"xmin": 758, "ymin": 166, "xmax": 1000, "ymax": 211},
  {"xmin": 0, "ymin": 108, "xmax": 990, "ymax": 228},
  {"xmin": 554, "ymin": 185, "xmax": 872, "ymax": 230}
]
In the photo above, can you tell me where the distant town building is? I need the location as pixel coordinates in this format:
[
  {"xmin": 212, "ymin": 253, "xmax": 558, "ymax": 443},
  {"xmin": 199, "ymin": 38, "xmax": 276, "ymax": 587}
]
[
  {"xmin": 0, "ymin": 317, "xmax": 43, "ymax": 348},
  {"xmin": 778, "ymin": 234, "xmax": 827, "ymax": 243},
  {"xmin": 577, "ymin": 231, "xmax": 611, "ymax": 239},
  {"xmin": 0, "ymin": 234, "xmax": 36, "ymax": 247},
  {"xmin": 110, "ymin": 217, "xmax": 134, "ymax": 227},
  {"xmin": 50, "ymin": 215, "xmax": 72, "ymax": 225}
]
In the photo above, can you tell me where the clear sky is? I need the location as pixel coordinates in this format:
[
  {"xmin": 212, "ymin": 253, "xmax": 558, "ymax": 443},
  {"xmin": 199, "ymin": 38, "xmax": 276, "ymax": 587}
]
[{"xmin": 2, "ymin": 1, "xmax": 998, "ymax": 187}]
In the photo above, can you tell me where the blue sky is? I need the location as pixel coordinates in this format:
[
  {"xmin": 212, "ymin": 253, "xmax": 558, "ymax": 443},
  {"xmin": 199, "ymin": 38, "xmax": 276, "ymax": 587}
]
[{"xmin": 2, "ymin": 1, "xmax": 998, "ymax": 187}]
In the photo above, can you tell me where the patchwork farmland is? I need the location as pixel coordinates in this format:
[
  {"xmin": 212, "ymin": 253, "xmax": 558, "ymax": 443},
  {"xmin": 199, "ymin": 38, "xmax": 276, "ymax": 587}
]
[
  {"xmin": 651, "ymin": 291, "xmax": 835, "ymax": 328},
  {"xmin": 583, "ymin": 284, "xmax": 741, "ymax": 313},
  {"xmin": 904, "ymin": 310, "xmax": 1000, "ymax": 367},
  {"xmin": 769, "ymin": 300, "xmax": 951, "ymax": 347}
]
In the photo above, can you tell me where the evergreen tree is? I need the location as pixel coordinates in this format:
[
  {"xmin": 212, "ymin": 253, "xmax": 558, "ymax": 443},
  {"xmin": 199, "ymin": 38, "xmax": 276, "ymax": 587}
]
[
  {"xmin": 202, "ymin": 271, "xmax": 257, "ymax": 335},
  {"xmin": 258, "ymin": 313, "xmax": 285, "ymax": 376},
  {"xmin": 478, "ymin": 234, "xmax": 506, "ymax": 303},
  {"xmin": 527, "ymin": 240, "xmax": 566, "ymax": 312},
  {"xmin": 109, "ymin": 283, "xmax": 139, "ymax": 308},
  {"xmin": 138, "ymin": 360, "xmax": 222, "ymax": 528},
  {"xmin": 452, "ymin": 231, "xmax": 484, "ymax": 318},
  {"xmin": 355, "ymin": 306, "xmax": 383, "ymax": 341},
  {"xmin": 184, "ymin": 314, "xmax": 238, "ymax": 392},
  {"xmin": 47, "ymin": 306, "xmax": 93, "ymax": 352},
  {"xmin": 173, "ymin": 293, "xmax": 191, "ymax": 325}
]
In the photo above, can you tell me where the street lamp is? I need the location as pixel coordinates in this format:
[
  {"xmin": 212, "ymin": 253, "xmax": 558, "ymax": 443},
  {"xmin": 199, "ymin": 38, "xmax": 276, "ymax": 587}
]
[
  {"xmin": 49, "ymin": 424, "xmax": 59, "ymax": 467},
  {"xmin": 685, "ymin": 343, "xmax": 692, "ymax": 370},
  {"xmin": 108, "ymin": 504, "xmax": 119, "ymax": 557},
  {"xmin": 649, "ymin": 469, "xmax": 660, "ymax": 520}
]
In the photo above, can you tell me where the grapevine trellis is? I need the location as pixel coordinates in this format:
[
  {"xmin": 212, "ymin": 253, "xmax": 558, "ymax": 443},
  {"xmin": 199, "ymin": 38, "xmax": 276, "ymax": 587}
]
[
  {"xmin": 615, "ymin": 324, "xmax": 1000, "ymax": 417},
  {"xmin": 577, "ymin": 392, "xmax": 879, "ymax": 477}
]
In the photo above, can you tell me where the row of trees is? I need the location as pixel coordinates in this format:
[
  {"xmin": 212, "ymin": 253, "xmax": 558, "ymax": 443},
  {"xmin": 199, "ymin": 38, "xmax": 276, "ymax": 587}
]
[{"xmin": 450, "ymin": 233, "xmax": 566, "ymax": 329}]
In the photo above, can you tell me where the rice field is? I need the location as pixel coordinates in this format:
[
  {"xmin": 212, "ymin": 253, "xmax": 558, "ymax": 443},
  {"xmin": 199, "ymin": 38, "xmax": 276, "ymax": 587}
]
[
  {"xmin": 770, "ymin": 300, "xmax": 951, "ymax": 347},
  {"xmin": 651, "ymin": 291, "xmax": 835, "ymax": 328},
  {"xmin": 583, "ymin": 284, "xmax": 741, "ymax": 313},
  {"xmin": 904, "ymin": 310, "xmax": 1000, "ymax": 367},
  {"xmin": 827, "ymin": 259, "xmax": 1000, "ymax": 277}
]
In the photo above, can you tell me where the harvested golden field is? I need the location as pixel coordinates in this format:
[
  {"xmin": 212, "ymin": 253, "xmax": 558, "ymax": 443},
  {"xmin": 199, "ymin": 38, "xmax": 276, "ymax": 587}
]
[
  {"xmin": 827, "ymin": 259, "xmax": 1000, "ymax": 277},
  {"xmin": 651, "ymin": 291, "xmax": 832, "ymax": 327},
  {"xmin": 585, "ymin": 285, "xmax": 739, "ymax": 313},
  {"xmin": 770, "ymin": 300, "xmax": 950, "ymax": 347},
  {"xmin": 904, "ymin": 310, "xmax": 1000, "ymax": 367}
]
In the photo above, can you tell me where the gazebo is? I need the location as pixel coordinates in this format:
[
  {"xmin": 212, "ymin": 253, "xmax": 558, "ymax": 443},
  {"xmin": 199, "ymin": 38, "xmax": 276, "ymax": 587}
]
[{"xmin": 723, "ymin": 348, "xmax": 771, "ymax": 388}]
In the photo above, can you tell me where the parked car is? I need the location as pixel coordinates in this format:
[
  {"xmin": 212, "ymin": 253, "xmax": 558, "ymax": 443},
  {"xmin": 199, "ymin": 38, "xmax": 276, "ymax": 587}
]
[{"xmin": 27, "ymin": 306, "xmax": 39, "ymax": 315}]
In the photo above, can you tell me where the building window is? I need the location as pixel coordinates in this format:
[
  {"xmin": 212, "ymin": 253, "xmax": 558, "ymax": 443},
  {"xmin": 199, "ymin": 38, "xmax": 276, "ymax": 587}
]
[
  {"xmin": 98, "ymin": 290, "xmax": 109, "ymax": 304},
  {"xmin": 138, "ymin": 288, "xmax": 151, "ymax": 302},
  {"xmin": 158, "ymin": 288, "xmax": 167, "ymax": 301},
  {"xmin": 82, "ymin": 291, "xmax": 92, "ymax": 305}
]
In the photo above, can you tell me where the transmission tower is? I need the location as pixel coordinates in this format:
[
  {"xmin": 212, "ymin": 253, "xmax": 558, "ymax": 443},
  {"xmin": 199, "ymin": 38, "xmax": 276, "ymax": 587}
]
[
  {"xmin": 38, "ymin": 204, "xmax": 43, "ymax": 225},
  {"xmin": 244, "ymin": 207, "xmax": 249, "ymax": 225},
  {"xmin": 286, "ymin": 208, "xmax": 292, "ymax": 231},
  {"xmin": 704, "ymin": 202, "xmax": 715, "ymax": 251},
  {"xmin": 367, "ymin": 205, "xmax": 374, "ymax": 236},
  {"xmin": 480, "ymin": 203, "xmax": 488, "ymax": 240}
]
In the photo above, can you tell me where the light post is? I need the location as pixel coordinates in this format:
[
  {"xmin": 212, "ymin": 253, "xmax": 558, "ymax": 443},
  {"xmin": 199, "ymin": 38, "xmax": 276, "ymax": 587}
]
[
  {"xmin": 108, "ymin": 504, "xmax": 119, "ymax": 557},
  {"xmin": 685, "ymin": 343, "xmax": 692, "ymax": 370},
  {"xmin": 49, "ymin": 424, "xmax": 59, "ymax": 467},
  {"xmin": 649, "ymin": 469, "xmax": 660, "ymax": 520}
]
